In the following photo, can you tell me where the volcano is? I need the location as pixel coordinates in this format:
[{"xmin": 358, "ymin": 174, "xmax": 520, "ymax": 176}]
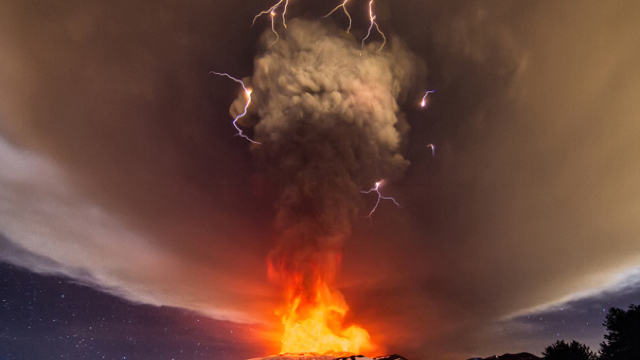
[
  {"xmin": 467, "ymin": 353, "xmax": 541, "ymax": 360},
  {"xmin": 250, "ymin": 353, "xmax": 542, "ymax": 360},
  {"xmin": 250, "ymin": 354, "xmax": 408, "ymax": 360}
]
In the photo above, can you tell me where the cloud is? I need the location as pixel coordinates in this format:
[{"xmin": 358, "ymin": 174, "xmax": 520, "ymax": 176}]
[
  {"xmin": 0, "ymin": 0, "xmax": 277, "ymax": 327},
  {"xmin": 341, "ymin": 0, "xmax": 640, "ymax": 357},
  {"xmin": 0, "ymin": 1, "xmax": 639, "ymax": 360},
  {"xmin": 0, "ymin": 134, "xmax": 269, "ymax": 322}
]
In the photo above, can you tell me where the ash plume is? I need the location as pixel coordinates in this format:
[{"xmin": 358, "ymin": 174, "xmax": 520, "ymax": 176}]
[
  {"xmin": 236, "ymin": 19, "xmax": 423, "ymax": 312},
  {"xmin": 4, "ymin": 2, "xmax": 639, "ymax": 359}
]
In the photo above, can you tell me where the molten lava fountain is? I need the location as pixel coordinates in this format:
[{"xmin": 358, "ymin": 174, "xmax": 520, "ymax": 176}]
[
  {"xmin": 232, "ymin": 19, "xmax": 423, "ymax": 355},
  {"xmin": 270, "ymin": 262, "xmax": 371, "ymax": 354}
]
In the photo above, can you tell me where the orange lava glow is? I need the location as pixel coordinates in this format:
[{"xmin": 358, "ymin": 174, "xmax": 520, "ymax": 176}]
[{"xmin": 274, "ymin": 272, "xmax": 373, "ymax": 355}]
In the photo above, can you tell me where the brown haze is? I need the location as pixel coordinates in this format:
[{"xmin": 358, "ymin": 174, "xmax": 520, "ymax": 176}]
[{"xmin": 0, "ymin": 1, "xmax": 639, "ymax": 359}]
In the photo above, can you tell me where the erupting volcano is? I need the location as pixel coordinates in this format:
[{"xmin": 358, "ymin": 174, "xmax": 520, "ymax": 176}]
[{"xmin": 225, "ymin": 18, "xmax": 424, "ymax": 356}]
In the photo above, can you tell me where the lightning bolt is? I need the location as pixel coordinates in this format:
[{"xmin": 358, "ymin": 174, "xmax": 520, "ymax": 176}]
[
  {"xmin": 420, "ymin": 90, "xmax": 435, "ymax": 108},
  {"xmin": 361, "ymin": 180, "xmax": 400, "ymax": 218},
  {"xmin": 210, "ymin": 71, "xmax": 261, "ymax": 145},
  {"xmin": 253, "ymin": 0, "xmax": 290, "ymax": 46},
  {"xmin": 361, "ymin": 0, "xmax": 386, "ymax": 51},
  {"xmin": 254, "ymin": 0, "xmax": 387, "ymax": 50},
  {"xmin": 427, "ymin": 143, "xmax": 435, "ymax": 157},
  {"xmin": 282, "ymin": 0, "xmax": 290, "ymax": 28},
  {"xmin": 324, "ymin": 0, "xmax": 352, "ymax": 33},
  {"xmin": 268, "ymin": 10, "xmax": 280, "ymax": 47},
  {"xmin": 215, "ymin": 1, "xmax": 407, "ymax": 144},
  {"xmin": 253, "ymin": 0, "xmax": 286, "ymax": 27}
]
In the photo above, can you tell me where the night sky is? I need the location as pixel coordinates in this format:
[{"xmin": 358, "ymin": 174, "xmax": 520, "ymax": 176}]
[
  {"xmin": 0, "ymin": 262, "xmax": 266, "ymax": 360},
  {"xmin": 1, "ymin": 1, "xmax": 640, "ymax": 360}
]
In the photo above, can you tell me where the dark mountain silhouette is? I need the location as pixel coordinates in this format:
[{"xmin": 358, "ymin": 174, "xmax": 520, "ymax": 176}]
[
  {"xmin": 251, "ymin": 352, "xmax": 538, "ymax": 360},
  {"xmin": 467, "ymin": 352, "xmax": 541, "ymax": 360},
  {"xmin": 372, "ymin": 355, "xmax": 408, "ymax": 360}
]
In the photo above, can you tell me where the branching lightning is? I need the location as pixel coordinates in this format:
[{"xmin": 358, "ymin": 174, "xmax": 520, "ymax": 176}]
[
  {"xmin": 254, "ymin": 0, "xmax": 386, "ymax": 50},
  {"xmin": 420, "ymin": 90, "xmax": 435, "ymax": 108},
  {"xmin": 253, "ymin": 0, "xmax": 290, "ymax": 47},
  {"xmin": 215, "ymin": 2, "xmax": 433, "ymax": 146},
  {"xmin": 253, "ymin": 0, "xmax": 288, "ymax": 28},
  {"xmin": 324, "ymin": 0, "xmax": 352, "ymax": 33},
  {"xmin": 210, "ymin": 71, "xmax": 261, "ymax": 145},
  {"xmin": 361, "ymin": 0, "xmax": 386, "ymax": 51},
  {"xmin": 361, "ymin": 180, "xmax": 400, "ymax": 218}
]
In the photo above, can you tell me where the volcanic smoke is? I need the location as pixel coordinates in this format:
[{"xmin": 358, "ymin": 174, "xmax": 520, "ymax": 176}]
[{"xmin": 231, "ymin": 20, "xmax": 423, "ymax": 355}]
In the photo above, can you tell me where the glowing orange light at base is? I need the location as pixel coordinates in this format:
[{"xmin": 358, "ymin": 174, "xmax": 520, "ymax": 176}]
[
  {"xmin": 271, "ymin": 263, "xmax": 374, "ymax": 356},
  {"xmin": 279, "ymin": 282, "xmax": 372, "ymax": 355}
]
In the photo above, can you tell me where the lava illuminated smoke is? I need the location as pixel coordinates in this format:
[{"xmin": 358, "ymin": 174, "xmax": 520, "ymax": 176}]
[{"xmin": 222, "ymin": 18, "xmax": 423, "ymax": 355}]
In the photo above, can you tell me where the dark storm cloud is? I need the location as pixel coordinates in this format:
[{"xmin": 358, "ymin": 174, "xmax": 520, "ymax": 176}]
[
  {"xmin": 337, "ymin": 1, "xmax": 640, "ymax": 358},
  {"xmin": 0, "ymin": 1, "xmax": 639, "ymax": 360},
  {"xmin": 0, "ymin": 0, "xmax": 277, "ymax": 323}
]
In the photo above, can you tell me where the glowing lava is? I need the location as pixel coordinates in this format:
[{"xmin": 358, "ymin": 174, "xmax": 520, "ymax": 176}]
[{"xmin": 270, "ymin": 266, "xmax": 373, "ymax": 355}]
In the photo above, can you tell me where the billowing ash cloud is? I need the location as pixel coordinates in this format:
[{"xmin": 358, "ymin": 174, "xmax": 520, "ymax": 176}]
[
  {"xmin": 238, "ymin": 19, "xmax": 423, "ymax": 301},
  {"xmin": 1, "ymin": 1, "xmax": 640, "ymax": 360}
]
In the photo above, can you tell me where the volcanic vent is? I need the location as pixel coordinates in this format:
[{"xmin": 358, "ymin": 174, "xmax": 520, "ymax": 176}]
[{"xmin": 250, "ymin": 354, "xmax": 409, "ymax": 360}]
